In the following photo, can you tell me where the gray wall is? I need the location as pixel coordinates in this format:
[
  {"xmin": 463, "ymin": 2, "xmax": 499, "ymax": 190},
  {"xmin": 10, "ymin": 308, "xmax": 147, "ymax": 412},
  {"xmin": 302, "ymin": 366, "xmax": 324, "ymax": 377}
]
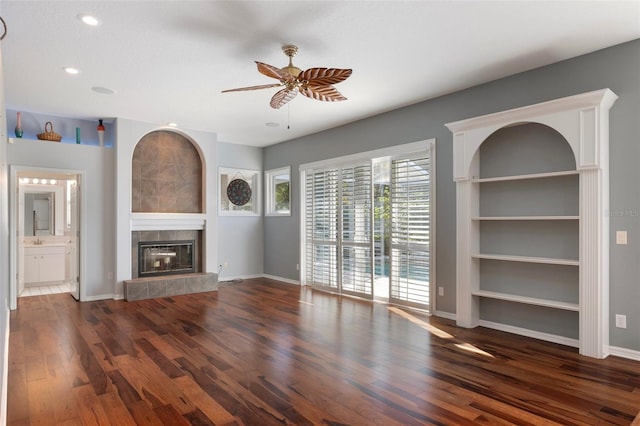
[
  {"xmin": 263, "ymin": 39, "xmax": 640, "ymax": 350},
  {"xmin": 0, "ymin": 41, "xmax": 9, "ymax": 421},
  {"xmin": 217, "ymin": 142, "xmax": 264, "ymax": 280},
  {"xmin": 8, "ymin": 140, "xmax": 116, "ymax": 300}
]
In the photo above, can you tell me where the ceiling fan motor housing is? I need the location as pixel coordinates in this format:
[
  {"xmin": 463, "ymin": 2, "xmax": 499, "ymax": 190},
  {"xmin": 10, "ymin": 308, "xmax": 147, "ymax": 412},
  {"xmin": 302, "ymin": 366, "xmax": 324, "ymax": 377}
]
[{"xmin": 281, "ymin": 45, "xmax": 302, "ymax": 78}]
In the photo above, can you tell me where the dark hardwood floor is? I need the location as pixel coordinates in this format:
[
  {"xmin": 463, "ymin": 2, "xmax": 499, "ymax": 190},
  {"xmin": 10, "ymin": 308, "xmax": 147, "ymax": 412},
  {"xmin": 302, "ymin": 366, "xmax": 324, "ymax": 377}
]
[{"xmin": 8, "ymin": 278, "xmax": 640, "ymax": 425}]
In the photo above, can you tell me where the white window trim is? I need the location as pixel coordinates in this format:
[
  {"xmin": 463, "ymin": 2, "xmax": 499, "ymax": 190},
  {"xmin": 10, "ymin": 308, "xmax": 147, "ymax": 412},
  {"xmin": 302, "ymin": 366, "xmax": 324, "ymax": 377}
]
[
  {"xmin": 265, "ymin": 166, "xmax": 291, "ymax": 217},
  {"xmin": 218, "ymin": 167, "xmax": 261, "ymax": 216}
]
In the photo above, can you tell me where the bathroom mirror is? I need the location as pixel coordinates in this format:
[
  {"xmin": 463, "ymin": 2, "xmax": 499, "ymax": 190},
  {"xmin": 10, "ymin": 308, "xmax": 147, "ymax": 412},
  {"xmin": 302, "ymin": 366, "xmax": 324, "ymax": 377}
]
[
  {"xmin": 20, "ymin": 184, "xmax": 64, "ymax": 236},
  {"xmin": 25, "ymin": 192, "xmax": 54, "ymax": 235}
]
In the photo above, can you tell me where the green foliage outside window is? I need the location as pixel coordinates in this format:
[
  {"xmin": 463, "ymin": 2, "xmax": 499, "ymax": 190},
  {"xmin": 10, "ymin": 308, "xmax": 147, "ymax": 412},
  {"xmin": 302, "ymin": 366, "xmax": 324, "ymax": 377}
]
[{"xmin": 275, "ymin": 181, "xmax": 290, "ymax": 211}]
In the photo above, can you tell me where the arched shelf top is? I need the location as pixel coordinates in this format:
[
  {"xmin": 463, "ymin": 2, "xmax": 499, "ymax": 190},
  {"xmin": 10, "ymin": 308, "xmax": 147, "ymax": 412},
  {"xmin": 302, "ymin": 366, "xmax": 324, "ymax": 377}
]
[
  {"xmin": 446, "ymin": 89, "xmax": 618, "ymax": 181},
  {"xmin": 474, "ymin": 122, "xmax": 576, "ymax": 180}
]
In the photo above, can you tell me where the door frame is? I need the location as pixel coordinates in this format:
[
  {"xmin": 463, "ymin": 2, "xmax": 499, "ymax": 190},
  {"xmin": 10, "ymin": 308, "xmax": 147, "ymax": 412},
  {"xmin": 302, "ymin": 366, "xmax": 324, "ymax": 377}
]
[{"xmin": 9, "ymin": 165, "xmax": 86, "ymax": 309}]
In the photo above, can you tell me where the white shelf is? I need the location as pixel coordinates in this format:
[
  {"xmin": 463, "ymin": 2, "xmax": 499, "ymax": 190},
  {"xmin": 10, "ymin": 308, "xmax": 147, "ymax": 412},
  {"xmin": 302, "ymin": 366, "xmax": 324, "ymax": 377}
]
[
  {"xmin": 472, "ymin": 216, "xmax": 579, "ymax": 221},
  {"xmin": 472, "ymin": 170, "xmax": 579, "ymax": 183},
  {"xmin": 472, "ymin": 290, "xmax": 580, "ymax": 311},
  {"xmin": 8, "ymin": 137, "xmax": 104, "ymax": 147},
  {"xmin": 472, "ymin": 253, "xmax": 579, "ymax": 266}
]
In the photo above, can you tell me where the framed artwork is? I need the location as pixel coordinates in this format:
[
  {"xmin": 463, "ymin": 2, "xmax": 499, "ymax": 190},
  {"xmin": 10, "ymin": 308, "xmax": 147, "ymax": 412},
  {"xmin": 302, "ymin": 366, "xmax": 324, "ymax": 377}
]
[
  {"xmin": 218, "ymin": 167, "xmax": 261, "ymax": 216},
  {"xmin": 265, "ymin": 166, "xmax": 291, "ymax": 216}
]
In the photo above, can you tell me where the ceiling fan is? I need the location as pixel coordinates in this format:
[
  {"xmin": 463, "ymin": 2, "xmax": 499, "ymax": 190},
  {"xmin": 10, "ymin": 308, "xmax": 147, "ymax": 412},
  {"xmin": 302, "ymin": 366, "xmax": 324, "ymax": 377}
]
[{"xmin": 222, "ymin": 45, "xmax": 352, "ymax": 109}]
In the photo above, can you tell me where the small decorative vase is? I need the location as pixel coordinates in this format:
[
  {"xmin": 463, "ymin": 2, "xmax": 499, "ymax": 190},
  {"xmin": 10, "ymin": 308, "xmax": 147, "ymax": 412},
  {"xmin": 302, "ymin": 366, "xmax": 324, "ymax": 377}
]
[
  {"xmin": 14, "ymin": 112, "xmax": 23, "ymax": 138},
  {"xmin": 76, "ymin": 127, "xmax": 81, "ymax": 144},
  {"xmin": 97, "ymin": 119, "xmax": 105, "ymax": 146}
]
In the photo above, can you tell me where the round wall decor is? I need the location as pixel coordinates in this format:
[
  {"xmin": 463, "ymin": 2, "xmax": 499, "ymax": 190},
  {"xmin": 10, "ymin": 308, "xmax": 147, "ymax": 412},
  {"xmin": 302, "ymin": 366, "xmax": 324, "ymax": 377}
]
[{"xmin": 227, "ymin": 178, "xmax": 252, "ymax": 206}]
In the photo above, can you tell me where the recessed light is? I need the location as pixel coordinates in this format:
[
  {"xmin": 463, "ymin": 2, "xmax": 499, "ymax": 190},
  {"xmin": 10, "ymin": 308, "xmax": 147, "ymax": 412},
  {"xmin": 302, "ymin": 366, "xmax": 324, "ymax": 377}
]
[
  {"xmin": 63, "ymin": 67, "xmax": 80, "ymax": 75},
  {"xmin": 167, "ymin": 122, "xmax": 178, "ymax": 127},
  {"xmin": 91, "ymin": 86, "xmax": 116, "ymax": 95},
  {"xmin": 78, "ymin": 14, "xmax": 101, "ymax": 26},
  {"xmin": 265, "ymin": 122, "xmax": 280, "ymax": 127}
]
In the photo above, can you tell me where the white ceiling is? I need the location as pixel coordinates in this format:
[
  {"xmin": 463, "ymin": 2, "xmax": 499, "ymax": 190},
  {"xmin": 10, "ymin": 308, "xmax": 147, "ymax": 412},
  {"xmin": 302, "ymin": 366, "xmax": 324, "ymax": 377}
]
[{"xmin": 1, "ymin": 1, "xmax": 639, "ymax": 147}]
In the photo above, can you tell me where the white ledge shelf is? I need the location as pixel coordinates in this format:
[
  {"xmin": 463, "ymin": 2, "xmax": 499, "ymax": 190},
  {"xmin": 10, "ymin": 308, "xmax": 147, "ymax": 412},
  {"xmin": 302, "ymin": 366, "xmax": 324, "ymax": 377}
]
[
  {"xmin": 131, "ymin": 213, "xmax": 206, "ymax": 231},
  {"xmin": 8, "ymin": 137, "xmax": 105, "ymax": 147},
  {"xmin": 472, "ymin": 170, "xmax": 579, "ymax": 183},
  {"xmin": 471, "ymin": 290, "xmax": 580, "ymax": 311},
  {"xmin": 472, "ymin": 253, "xmax": 579, "ymax": 266},
  {"xmin": 472, "ymin": 216, "xmax": 579, "ymax": 221}
]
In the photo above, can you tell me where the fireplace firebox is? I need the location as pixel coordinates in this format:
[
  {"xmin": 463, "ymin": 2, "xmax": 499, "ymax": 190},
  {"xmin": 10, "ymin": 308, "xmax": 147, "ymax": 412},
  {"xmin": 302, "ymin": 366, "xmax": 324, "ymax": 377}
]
[{"xmin": 138, "ymin": 240, "xmax": 195, "ymax": 277}]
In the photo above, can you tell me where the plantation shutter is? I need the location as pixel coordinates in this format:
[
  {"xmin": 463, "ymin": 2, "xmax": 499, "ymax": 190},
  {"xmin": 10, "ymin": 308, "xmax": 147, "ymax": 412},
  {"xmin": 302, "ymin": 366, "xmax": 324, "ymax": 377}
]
[
  {"xmin": 340, "ymin": 164, "xmax": 373, "ymax": 298},
  {"xmin": 389, "ymin": 154, "xmax": 431, "ymax": 309},
  {"xmin": 305, "ymin": 168, "xmax": 339, "ymax": 290}
]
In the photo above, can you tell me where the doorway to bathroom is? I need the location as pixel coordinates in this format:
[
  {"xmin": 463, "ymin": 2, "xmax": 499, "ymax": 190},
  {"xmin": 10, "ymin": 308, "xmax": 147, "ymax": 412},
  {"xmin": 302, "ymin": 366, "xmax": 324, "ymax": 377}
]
[{"xmin": 10, "ymin": 167, "xmax": 83, "ymax": 308}]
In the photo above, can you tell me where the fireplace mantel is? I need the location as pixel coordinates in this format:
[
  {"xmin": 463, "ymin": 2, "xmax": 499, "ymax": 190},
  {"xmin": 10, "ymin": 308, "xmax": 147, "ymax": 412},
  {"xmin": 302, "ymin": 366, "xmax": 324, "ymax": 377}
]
[{"xmin": 131, "ymin": 213, "xmax": 206, "ymax": 231}]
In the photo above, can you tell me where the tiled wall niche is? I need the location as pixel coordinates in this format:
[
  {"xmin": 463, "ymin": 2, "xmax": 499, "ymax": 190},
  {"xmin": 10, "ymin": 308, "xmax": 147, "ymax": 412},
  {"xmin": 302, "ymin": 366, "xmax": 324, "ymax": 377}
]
[
  {"xmin": 132, "ymin": 130, "xmax": 203, "ymax": 213},
  {"xmin": 131, "ymin": 230, "xmax": 203, "ymax": 278}
]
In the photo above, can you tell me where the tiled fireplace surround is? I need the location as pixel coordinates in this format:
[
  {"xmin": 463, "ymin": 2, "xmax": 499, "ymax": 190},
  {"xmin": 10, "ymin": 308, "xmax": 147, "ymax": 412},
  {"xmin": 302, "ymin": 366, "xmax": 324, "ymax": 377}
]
[{"xmin": 123, "ymin": 131, "xmax": 218, "ymax": 301}]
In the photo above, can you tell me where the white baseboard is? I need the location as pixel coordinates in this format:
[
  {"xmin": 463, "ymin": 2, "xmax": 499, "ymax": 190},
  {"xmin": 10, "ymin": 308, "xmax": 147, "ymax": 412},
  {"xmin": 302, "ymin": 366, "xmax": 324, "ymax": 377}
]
[
  {"xmin": 434, "ymin": 310, "xmax": 456, "ymax": 321},
  {"xmin": 609, "ymin": 345, "xmax": 640, "ymax": 361},
  {"xmin": 478, "ymin": 319, "xmax": 579, "ymax": 348},
  {"xmin": 1, "ymin": 308, "xmax": 9, "ymax": 426},
  {"xmin": 262, "ymin": 274, "xmax": 300, "ymax": 285},
  {"xmin": 83, "ymin": 293, "xmax": 115, "ymax": 302},
  {"xmin": 218, "ymin": 273, "xmax": 263, "ymax": 283}
]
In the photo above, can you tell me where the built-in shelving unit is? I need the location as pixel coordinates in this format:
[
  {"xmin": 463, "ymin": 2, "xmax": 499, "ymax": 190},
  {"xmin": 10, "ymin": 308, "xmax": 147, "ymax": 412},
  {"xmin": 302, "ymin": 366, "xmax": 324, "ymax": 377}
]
[{"xmin": 446, "ymin": 89, "xmax": 618, "ymax": 359}]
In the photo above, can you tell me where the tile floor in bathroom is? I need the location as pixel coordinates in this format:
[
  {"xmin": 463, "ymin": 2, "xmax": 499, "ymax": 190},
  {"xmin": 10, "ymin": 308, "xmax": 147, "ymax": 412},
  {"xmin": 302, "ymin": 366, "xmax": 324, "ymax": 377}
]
[{"xmin": 20, "ymin": 282, "xmax": 71, "ymax": 297}]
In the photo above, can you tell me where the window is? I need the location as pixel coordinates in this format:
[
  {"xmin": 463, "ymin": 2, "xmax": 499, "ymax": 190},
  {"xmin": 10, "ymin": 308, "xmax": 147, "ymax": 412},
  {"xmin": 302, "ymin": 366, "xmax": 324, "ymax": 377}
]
[
  {"xmin": 265, "ymin": 166, "xmax": 291, "ymax": 216},
  {"xmin": 300, "ymin": 140, "xmax": 435, "ymax": 311}
]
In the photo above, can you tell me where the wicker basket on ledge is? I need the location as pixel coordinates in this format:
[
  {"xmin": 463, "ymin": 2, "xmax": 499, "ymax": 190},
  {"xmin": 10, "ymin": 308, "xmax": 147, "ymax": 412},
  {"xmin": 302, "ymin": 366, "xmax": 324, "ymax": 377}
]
[{"xmin": 37, "ymin": 121, "xmax": 62, "ymax": 142}]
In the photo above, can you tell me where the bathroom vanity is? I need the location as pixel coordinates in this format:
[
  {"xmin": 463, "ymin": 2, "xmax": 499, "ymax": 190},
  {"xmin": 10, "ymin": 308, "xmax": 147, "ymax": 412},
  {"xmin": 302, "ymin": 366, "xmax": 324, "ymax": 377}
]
[{"xmin": 23, "ymin": 244, "xmax": 66, "ymax": 285}]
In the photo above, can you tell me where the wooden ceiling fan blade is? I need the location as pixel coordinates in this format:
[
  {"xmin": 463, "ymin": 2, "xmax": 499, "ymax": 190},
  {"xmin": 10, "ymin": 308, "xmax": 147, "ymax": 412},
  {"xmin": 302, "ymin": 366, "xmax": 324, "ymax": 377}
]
[
  {"xmin": 270, "ymin": 87, "xmax": 298, "ymax": 109},
  {"xmin": 299, "ymin": 68, "xmax": 352, "ymax": 86},
  {"xmin": 256, "ymin": 61, "xmax": 294, "ymax": 82},
  {"xmin": 300, "ymin": 85, "xmax": 347, "ymax": 102},
  {"xmin": 221, "ymin": 83, "xmax": 282, "ymax": 93}
]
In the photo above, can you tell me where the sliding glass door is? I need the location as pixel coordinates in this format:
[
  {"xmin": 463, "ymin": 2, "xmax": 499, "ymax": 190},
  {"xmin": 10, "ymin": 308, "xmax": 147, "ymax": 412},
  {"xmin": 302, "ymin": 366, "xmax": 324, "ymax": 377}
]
[{"xmin": 302, "ymin": 141, "xmax": 434, "ymax": 311}]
